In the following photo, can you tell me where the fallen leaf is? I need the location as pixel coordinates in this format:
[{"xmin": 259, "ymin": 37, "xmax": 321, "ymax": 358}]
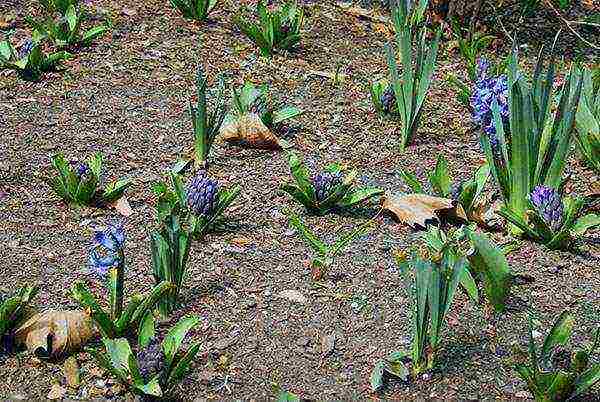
[
  {"xmin": 230, "ymin": 237, "xmax": 251, "ymax": 247},
  {"xmin": 321, "ymin": 333, "xmax": 335, "ymax": 357},
  {"xmin": 278, "ymin": 289, "xmax": 307, "ymax": 304},
  {"xmin": 111, "ymin": 196, "xmax": 133, "ymax": 217},
  {"xmin": 63, "ymin": 356, "xmax": 80, "ymax": 388},
  {"xmin": 220, "ymin": 113, "xmax": 281, "ymax": 150},
  {"xmin": 337, "ymin": 2, "xmax": 390, "ymax": 23},
  {"xmin": 122, "ymin": 8, "xmax": 137, "ymax": 16},
  {"xmin": 47, "ymin": 384, "xmax": 66, "ymax": 400},
  {"xmin": 382, "ymin": 193, "xmax": 467, "ymax": 229},
  {"xmin": 15, "ymin": 310, "xmax": 96, "ymax": 359}
]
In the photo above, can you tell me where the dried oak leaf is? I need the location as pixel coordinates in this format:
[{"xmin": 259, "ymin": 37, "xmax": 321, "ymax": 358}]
[
  {"xmin": 220, "ymin": 113, "xmax": 281, "ymax": 150},
  {"xmin": 110, "ymin": 195, "xmax": 133, "ymax": 217},
  {"xmin": 382, "ymin": 192, "xmax": 467, "ymax": 229},
  {"xmin": 14, "ymin": 310, "xmax": 96, "ymax": 359}
]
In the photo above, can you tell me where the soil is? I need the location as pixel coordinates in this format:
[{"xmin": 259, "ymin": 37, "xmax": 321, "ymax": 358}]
[{"xmin": 0, "ymin": 0, "xmax": 599, "ymax": 400}]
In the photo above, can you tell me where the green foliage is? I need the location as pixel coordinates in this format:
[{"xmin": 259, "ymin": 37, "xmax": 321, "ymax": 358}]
[
  {"xmin": 369, "ymin": 79, "xmax": 393, "ymax": 116},
  {"xmin": 287, "ymin": 213, "xmax": 373, "ymax": 280},
  {"xmin": 0, "ymin": 37, "xmax": 71, "ymax": 81},
  {"xmin": 88, "ymin": 316, "xmax": 202, "ymax": 397},
  {"xmin": 0, "ymin": 284, "xmax": 38, "ymax": 343},
  {"xmin": 515, "ymin": 311, "xmax": 600, "ymax": 402},
  {"xmin": 152, "ymin": 171, "xmax": 240, "ymax": 238},
  {"xmin": 150, "ymin": 214, "xmax": 194, "ymax": 318},
  {"xmin": 169, "ymin": 0, "xmax": 218, "ymax": 21},
  {"xmin": 45, "ymin": 152, "xmax": 132, "ymax": 206},
  {"xmin": 385, "ymin": 2, "xmax": 441, "ymax": 151},
  {"xmin": 225, "ymin": 81, "xmax": 302, "ymax": 129},
  {"xmin": 234, "ymin": 0, "xmax": 304, "ymax": 57},
  {"xmin": 189, "ymin": 66, "xmax": 227, "ymax": 168},
  {"xmin": 484, "ymin": 45, "xmax": 583, "ymax": 234},
  {"xmin": 575, "ymin": 66, "xmax": 600, "ymax": 175},
  {"xmin": 370, "ymin": 350, "xmax": 409, "ymax": 392},
  {"xmin": 399, "ymin": 154, "xmax": 490, "ymax": 222},
  {"xmin": 498, "ymin": 191, "xmax": 600, "ymax": 250},
  {"xmin": 72, "ymin": 274, "xmax": 172, "ymax": 341},
  {"xmin": 450, "ymin": 19, "xmax": 495, "ymax": 82},
  {"xmin": 519, "ymin": 0, "xmax": 541, "ymax": 17},
  {"xmin": 27, "ymin": 2, "xmax": 109, "ymax": 49},
  {"xmin": 405, "ymin": 247, "xmax": 467, "ymax": 376},
  {"xmin": 281, "ymin": 152, "xmax": 384, "ymax": 215}
]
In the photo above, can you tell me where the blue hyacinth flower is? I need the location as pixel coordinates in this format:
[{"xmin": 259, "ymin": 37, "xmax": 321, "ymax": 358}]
[{"xmin": 88, "ymin": 222, "xmax": 125, "ymax": 276}]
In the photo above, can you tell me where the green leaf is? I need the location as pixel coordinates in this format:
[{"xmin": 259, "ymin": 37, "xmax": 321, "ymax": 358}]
[
  {"xmin": 465, "ymin": 229, "xmax": 512, "ymax": 312},
  {"xmin": 281, "ymin": 184, "xmax": 313, "ymax": 210},
  {"xmin": 370, "ymin": 360, "xmax": 386, "ymax": 392},
  {"xmin": 338, "ymin": 187, "xmax": 384, "ymax": 208},
  {"xmin": 133, "ymin": 375, "xmax": 163, "ymax": 397},
  {"xmin": 165, "ymin": 341, "xmax": 201, "ymax": 388},
  {"xmin": 330, "ymin": 219, "xmax": 373, "ymax": 257},
  {"xmin": 162, "ymin": 315, "xmax": 201, "ymax": 368},
  {"xmin": 540, "ymin": 311, "xmax": 574, "ymax": 361},
  {"xmin": 131, "ymin": 281, "xmax": 174, "ymax": 324},
  {"xmin": 103, "ymin": 338, "xmax": 133, "ymax": 375},
  {"xmin": 459, "ymin": 266, "xmax": 479, "ymax": 303},
  {"xmin": 571, "ymin": 214, "xmax": 600, "ymax": 236},
  {"xmin": 573, "ymin": 364, "xmax": 600, "ymax": 397},
  {"xmin": 71, "ymin": 281, "xmax": 116, "ymax": 338},
  {"xmin": 277, "ymin": 390, "xmax": 301, "ymax": 402},
  {"xmin": 429, "ymin": 155, "xmax": 452, "ymax": 197},
  {"xmin": 398, "ymin": 168, "xmax": 423, "ymax": 193},
  {"xmin": 272, "ymin": 106, "xmax": 303, "ymax": 125},
  {"xmin": 286, "ymin": 152, "xmax": 315, "ymax": 202},
  {"xmin": 103, "ymin": 178, "xmax": 132, "ymax": 202},
  {"xmin": 287, "ymin": 213, "xmax": 327, "ymax": 255},
  {"xmin": 137, "ymin": 311, "xmax": 155, "ymax": 349}
]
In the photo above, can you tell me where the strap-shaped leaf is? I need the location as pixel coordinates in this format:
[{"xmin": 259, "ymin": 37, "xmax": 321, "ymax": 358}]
[
  {"xmin": 71, "ymin": 281, "xmax": 116, "ymax": 338},
  {"xmin": 330, "ymin": 219, "xmax": 373, "ymax": 257},
  {"xmin": 166, "ymin": 341, "xmax": 201, "ymax": 388},
  {"xmin": 398, "ymin": 168, "xmax": 423, "ymax": 193},
  {"xmin": 131, "ymin": 281, "xmax": 174, "ymax": 324},
  {"xmin": 338, "ymin": 187, "xmax": 384, "ymax": 208},
  {"xmin": 287, "ymin": 213, "xmax": 327, "ymax": 255},
  {"xmin": 573, "ymin": 364, "xmax": 600, "ymax": 398},
  {"xmin": 429, "ymin": 154, "xmax": 451, "ymax": 197},
  {"xmin": 272, "ymin": 106, "xmax": 302, "ymax": 125},
  {"xmin": 103, "ymin": 338, "xmax": 133, "ymax": 375},
  {"xmin": 137, "ymin": 311, "xmax": 155, "ymax": 349},
  {"xmin": 540, "ymin": 310, "xmax": 574, "ymax": 361},
  {"xmin": 162, "ymin": 315, "xmax": 201, "ymax": 368},
  {"xmin": 286, "ymin": 152, "xmax": 315, "ymax": 201}
]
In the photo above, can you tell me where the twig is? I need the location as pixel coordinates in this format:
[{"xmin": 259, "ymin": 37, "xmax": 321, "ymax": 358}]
[{"xmin": 543, "ymin": 0, "xmax": 600, "ymax": 50}]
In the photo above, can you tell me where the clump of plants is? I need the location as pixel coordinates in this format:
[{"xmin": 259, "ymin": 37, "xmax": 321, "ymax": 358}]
[
  {"xmin": 281, "ymin": 153, "xmax": 383, "ymax": 215},
  {"xmin": 234, "ymin": 0, "xmax": 304, "ymax": 57},
  {"xmin": 45, "ymin": 152, "xmax": 132, "ymax": 207},
  {"xmin": 151, "ymin": 171, "xmax": 239, "ymax": 316},
  {"xmin": 498, "ymin": 185, "xmax": 600, "ymax": 249},
  {"xmin": 26, "ymin": 0, "xmax": 109, "ymax": 49},
  {"xmin": 399, "ymin": 154, "xmax": 490, "ymax": 224},
  {"xmin": 169, "ymin": 0, "xmax": 218, "ymax": 22},
  {"xmin": 0, "ymin": 284, "xmax": 38, "ymax": 352},
  {"xmin": 0, "ymin": 36, "xmax": 71, "ymax": 81},
  {"xmin": 287, "ymin": 213, "xmax": 373, "ymax": 280},
  {"xmin": 89, "ymin": 316, "xmax": 202, "ymax": 398},
  {"xmin": 475, "ymin": 44, "xmax": 584, "ymax": 238},
  {"xmin": 384, "ymin": 0, "xmax": 441, "ymax": 150},
  {"xmin": 515, "ymin": 311, "xmax": 600, "ymax": 402},
  {"xmin": 575, "ymin": 66, "xmax": 600, "ymax": 175},
  {"xmin": 187, "ymin": 65, "xmax": 227, "ymax": 168},
  {"xmin": 71, "ymin": 222, "xmax": 173, "ymax": 342}
]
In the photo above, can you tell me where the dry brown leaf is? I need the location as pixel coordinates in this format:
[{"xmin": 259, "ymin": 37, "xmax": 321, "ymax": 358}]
[
  {"xmin": 14, "ymin": 310, "xmax": 96, "ymax": 359},
  {"xmin": 338, "ymin": 3, "xmax": 390, "ymax": 23},
  {"xmin": 220, "ymin": 113, "xmax": 281, "ymax": 150},
  {"xmin": 111, "ymin": 195, "xmax": 133, "ymax": 217},
  {"xmin": 382, "ymin": 193, "xmax": 467, "ymax": 229}
]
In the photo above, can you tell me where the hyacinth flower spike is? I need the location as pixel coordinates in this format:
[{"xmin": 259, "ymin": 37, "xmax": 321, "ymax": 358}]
[
  {"xmin": 498, "ymin": 185, "xmax": 600, "ymax": 249},
  {"xmin": 73, "ymin": 222, "xmax": 172, "ymax": 339}
]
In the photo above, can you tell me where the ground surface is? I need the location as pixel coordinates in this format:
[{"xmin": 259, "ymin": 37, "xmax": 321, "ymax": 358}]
[{"xmin": 0, "ymin": 0, "xmax": 599, "ymax": 400}]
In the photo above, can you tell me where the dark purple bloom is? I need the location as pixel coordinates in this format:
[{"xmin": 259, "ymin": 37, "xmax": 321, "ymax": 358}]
[
  {"xmin": 70, "ymin": 160, "xmax": 90, "ymax": 179},
  {"xmin": 17, "ymin": 39, "xmax": 34, "ymax": 60},
  {"xmin": 530, "ymin": 185, "xmax": 564, "ymax": 231},
  {"xmin": 136, "ymin": 338, "xmax": 165, "ymax": 381},
  {"xmin": 471, "ymin": 58, "xmax": 509, "ymax": 144},
  {"xmin": 186, "ymin": 170, "xmax": 219, "ymax": 217},
  {"xmin": 88, "ymin": 222, "xmax": 125, "ymax": 276},
  {"xmin": 380, "ymin": 84, "xmax": 397, "ymax": 115},
  {"xmin": 313, "ymin": 171, "xmax": 343, "ymax": 202}
]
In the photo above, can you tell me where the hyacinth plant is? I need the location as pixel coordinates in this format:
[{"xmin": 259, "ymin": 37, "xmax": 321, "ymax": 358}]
[
  {"xmin": 26, "ymin": 0, "xmax": 109, "ymax": 49},
  {"xmin": 399, "ymin": 154, "xmax": 491, "ymax": 223},
  {"xmin": 370, "ymin": 80, "xmax": 397, "ymax": 117},
  {"xmin": 385, "ymin": 0, "xmax": 441, "ymax": 151},
  {"xmin": 288, "ymin": 213, "xmax": 373, "ymax": 281},
  {"xmin": 188, "ymin": 65, "xmax": 227, "ymax": 169},
  {"xmin": 498, "ymin": 185, "xmax": 600, "ymax": 249},
  {"xmin": 169, "ymin": 0, "xmax": 218, "ymax": 21},
  {"xmin": 0, "ymin": 36, "xmax": 71, "ymax": 81},
  {"xmin": 281, "ymin": 153, "xmax": 384, "ymax": 215},
  {"xmin": 88, "ymin": 316, "xmax": 201, "ymax": 397},
  {"xmin": 234, "ymin": 0, "xmax": 304, "ymax": 57},
  {"xmin": 574, "ymin": 66, "xmax": 600, "ymax": 175},
  {"xmin": 151, "ymin": 171, "xmax": 239, "ymax": 316},
  {"xmin": 46, "ymin": 152, "xmax": 132, "ymax": 207},
  {"xmin": 475, "ymin": 44, "xmax": 584, "ymax": 236},
  {"xmin": 225, "ymin": 81, "xmax": 302, "ymax": 132},
  {"xmin": 515, "ymin": 311, "xmax": 600, "ymax": 402},
  {"xmin": 0, "ymin": 284, "xmax": 38, "ymax": 352},
  {"xmin": 71, "ymin": 223, "xmax": 173, "ymax": 343}
]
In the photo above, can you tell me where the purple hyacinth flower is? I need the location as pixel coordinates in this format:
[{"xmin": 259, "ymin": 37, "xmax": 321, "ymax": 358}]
[
  {"xmin": 88, "ymin": 222, "xmax": 125, "ymax": 276},
  {"xmin": 186, "ymin": 170, "xmax": 220, "ymax": 217},
  {"xmin": 313, "ymin": 171, "xmax": 343, "ymax": 202},
  {"xmin": 470, "ymin": 59, "xmax": 509, "ymax": 140},
  {"xmin": 17, "ymin": 39, "xmax": 34, "ymax": 60},
  {"xmin": 70, "ymin": 160, "xmax": 90, "ymax": 179},
  {"xmin": 530, "ymin": 185, "xmax": 564, "ymax": 232}
]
